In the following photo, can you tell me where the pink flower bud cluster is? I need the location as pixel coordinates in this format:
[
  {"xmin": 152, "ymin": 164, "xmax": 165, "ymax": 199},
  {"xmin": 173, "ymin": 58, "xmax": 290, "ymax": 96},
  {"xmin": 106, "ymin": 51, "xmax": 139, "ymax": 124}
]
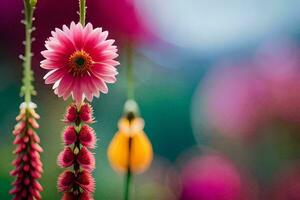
[
  {"xmin": 58, "ymin": 103, "xmax": 97, "ymax": 200},
  {"xmin": 10, "ymin": 103, "xmax": 43, "ymax": 200}
]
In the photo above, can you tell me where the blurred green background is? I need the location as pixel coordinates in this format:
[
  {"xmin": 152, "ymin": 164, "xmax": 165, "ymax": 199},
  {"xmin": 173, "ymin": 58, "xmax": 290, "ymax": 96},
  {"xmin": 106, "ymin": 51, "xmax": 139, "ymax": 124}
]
[{"xmin": 1, "ymin": 0, "xmax": 300, "ymax": 199}]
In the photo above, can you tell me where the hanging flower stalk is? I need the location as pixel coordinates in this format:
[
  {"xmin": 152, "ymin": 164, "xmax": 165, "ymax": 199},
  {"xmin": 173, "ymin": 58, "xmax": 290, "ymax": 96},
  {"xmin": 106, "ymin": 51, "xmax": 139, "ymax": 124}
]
[
  {"xmin": 10, "ymin": 0, "xmax": 44, "ymax": 199},
  {"xmin": 40, "ymin": 0, "xmax": 119, "ymax": 199},
  {"xmin": 58, "ymin": 103, "xmax": 96, "ymax": 199},
  {"xmin": 108, "ymin": 100, "xmax": 153, "ymax": 200},
  {"xmin": 107, "ymin": 45, "xmax": 153, "ymax": 200}
]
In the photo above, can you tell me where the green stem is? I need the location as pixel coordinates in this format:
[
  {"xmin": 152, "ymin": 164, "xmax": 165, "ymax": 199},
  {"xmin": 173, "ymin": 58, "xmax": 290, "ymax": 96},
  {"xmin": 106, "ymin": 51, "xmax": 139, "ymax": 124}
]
[
  {"xmin": 79, "ymin": 0, "xmax": 86, "ymax": 26},
  {"xmin": 124, "ymin": 137, "xmax": 133, "ymax": 200},
  {"xmin": 125, "ymin": 44, "xmax": 135, "ymax": 100},
  {"xmin": 124, "ymin": 169, "xmax": 132, "ymax": 200},
  {"xmin": 22, "ymin": 0, "xmax": 36, "ymax": 106}
]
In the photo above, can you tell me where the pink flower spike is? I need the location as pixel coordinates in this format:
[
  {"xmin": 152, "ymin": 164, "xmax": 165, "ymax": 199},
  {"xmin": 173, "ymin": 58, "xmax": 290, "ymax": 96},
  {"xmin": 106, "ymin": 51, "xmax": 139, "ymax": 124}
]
[
  {"xmin": 77, "ymin": 147, "xmax": 95, "ymax": 172},
  {"xmin": 63, "ymin": 126, "xmax": 77, "ymax": 145},
  {"xmin": 10, "ymin": 103, "xmax": 43, "ymax": 200},
  {"xmin": 41, "ymin": 22, "xmax": 119, "ymax": 104},
  {"xmin": 58, "ymin": 147, "xmax": 75, "ymax": 168},
  {"xmin": 79, "ymin": 125, "xmax": 96, "ymax": 149}
]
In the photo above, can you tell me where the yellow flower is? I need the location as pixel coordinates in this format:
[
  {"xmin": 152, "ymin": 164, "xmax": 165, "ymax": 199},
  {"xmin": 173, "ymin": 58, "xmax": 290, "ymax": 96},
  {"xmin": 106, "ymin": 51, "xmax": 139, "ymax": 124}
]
[{"xmin": 108, "ymin": 117, "xmax": 153, "ymax": 174}]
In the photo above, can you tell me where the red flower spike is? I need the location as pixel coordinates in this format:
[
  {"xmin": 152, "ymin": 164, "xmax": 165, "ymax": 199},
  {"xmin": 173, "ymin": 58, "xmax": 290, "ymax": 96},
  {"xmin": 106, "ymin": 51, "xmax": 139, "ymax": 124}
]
[
  {"xmin": 58, "ymin": 103, "xmax": 97, "ymax": 198},
  {"xmin": 79, "ymin": 125, "xmax": 96, "ymax": 149}
]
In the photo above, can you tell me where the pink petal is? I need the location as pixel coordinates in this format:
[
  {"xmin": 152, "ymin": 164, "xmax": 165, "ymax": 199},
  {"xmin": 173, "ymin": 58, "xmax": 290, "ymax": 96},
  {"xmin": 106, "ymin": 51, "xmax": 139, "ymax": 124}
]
[
  {"xmin": 63, "ymin": 81, "xmax": 75, "ymax": 100},
  {"xmin": 57, "ymin": 74, "xmax": 74, "ymax": 97},
  {"xmin": 91, "ymin": 63, "xmax": 118, "ymax": 76},
  {"xmin": 92, "ymin": 51, "xmax": 118, "ymax": 62},
  {"xmin": 90, "ymin": 75, "xmax": 108, "ymax": 93},
  {"xmin": 86, "ymin": 77, "xmax": 100, "ymax": 98},
  {"xmin": 100, "ymin": 75, "xmax": 117, "ymax": 83},
  {"xmin": 44, "ymin": 68, "xmax": 67, "ymax": 84},
  {"xmin": 83, "ymin": 28, "xmax": 103, "ymax": 51},
  {"xmin": 40, "ymin": 59, "xmax": 64, "ymax": 70},
  {"xmin": 80, "ymin": 75, "xmax": 93, "ymax": 102},
  {"xmin": 54, "ymin": 27, "xmax": 76, "ymax": 50},
  {"xmin": 72, "ymin": 79, "xmax": 83, "ymax": 104},
  {"xmin": 70, "ymin": 22, "xmax": 84, "ymax": 50}
]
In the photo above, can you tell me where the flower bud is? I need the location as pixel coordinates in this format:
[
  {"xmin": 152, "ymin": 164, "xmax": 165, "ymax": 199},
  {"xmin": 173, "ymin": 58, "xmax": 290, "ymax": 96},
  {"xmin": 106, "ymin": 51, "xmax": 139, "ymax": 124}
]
[
  {"xmin": 108, "ymin": 117, "xmax": 153, "ymax": 174},
  {"xmin": 65, "ymin": 104, "xmax": 78, "ymax": 123},
  {"xmin": 79, "ymin": 125, "xmax": 96, "ymax": 149},
  {"xmin": 58, "ymin": 147, "xmax": 75, "ymax": 167},
  {"xmin": 77, "ymin": 147, "xmax": 95, "ymax": 172},
  {"xmin": 29, "ymin": 0, "xmax": 37, "ymax": 7},
  {"xmin": 63, "ymin": 126, "xmax": 77, "ymax": 145},
  {"xmin": 79, "ymin": 103, "xmax": 94, "ymax": 123},
  {"xmin": 58, "ymin": 171, "xmax": 75, "ymax": 192},
  {"xmin": 77, "ymin": 170, "xmax": 95, "ymax": 193}
]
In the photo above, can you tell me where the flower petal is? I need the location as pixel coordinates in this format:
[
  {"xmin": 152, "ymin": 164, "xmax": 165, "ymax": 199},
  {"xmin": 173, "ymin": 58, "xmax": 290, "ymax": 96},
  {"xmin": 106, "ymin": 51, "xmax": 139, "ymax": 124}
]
[{"xmin": 44, "ymin": 68, "xmax": 67, "ymax": 84}]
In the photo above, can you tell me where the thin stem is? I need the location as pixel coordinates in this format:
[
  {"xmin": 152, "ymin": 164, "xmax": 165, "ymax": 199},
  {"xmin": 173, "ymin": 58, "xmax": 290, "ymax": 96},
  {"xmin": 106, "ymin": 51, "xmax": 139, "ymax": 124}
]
[
  {"xmin": 124, "ymin": 169, "xmax": 132, "ymax": 200},
  {"xmin": 125, "ymin": 44, "xmax": 135, "ymax": 100},
  {"xmin": 22, "ymin": 0, "xmax": 36, "ymax": 105},
  {"xmin": 79, "ymin": 0, "xmax": 86, "ymax": 26},
  {"xmin": 124, "ymin": 137, "xmax": 132, "ymax": 200},
  {"xmin": 73, "ymin": 119, "xmax": 81, "ymax": 195}
]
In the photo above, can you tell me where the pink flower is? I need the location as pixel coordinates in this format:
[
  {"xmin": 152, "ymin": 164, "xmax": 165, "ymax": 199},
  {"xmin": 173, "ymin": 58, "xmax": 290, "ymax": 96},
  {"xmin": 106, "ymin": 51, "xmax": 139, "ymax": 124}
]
[
  {"xmin": 58, "ymin": 171, "xmax": 76, "ymax": 192},
  {"xmin": 58, "ymin": 147, "xmax": 75, "ymax": 168},
  {"xmin": 64, "ymin": 104, "xmax": 78, "ymax": 123},
  {"xmin": 79, "ymin": 125, "xmax": 96, "ymax": 149},
  {"xmin": 77, "ymin": 170, "xmax": 95, "ymax": 193},
  {"xmin": 180, "ymin": 153, "xmax": 256, "ymax": 200},
  {"xmin": 63, "ymin": 126, "xmax": 77, "ymax": 145},
  {"xmin": 41, "ymin": 22, "xmax": 119, "ymax": 104},
  {"xmin": 91, "ymin": 0, "xmax": 154, "ymax": 45},
  {"xmin": 64, "ymin": 103, "xmax": 94, "ymax": 124},
  {"xmin": 197, "ymin": 41, "xmax": 300, "ymax": 139},
  {"xmin": 77, "ymin": 147, "xmax": 95, "ymax": 172},
  {"xmin": 79, "ymin": 103, "xmax": 94, "ymax": 123},
  {"xmin": 200, "ymin": 63, "xmax": 270, "ymax": 138}
]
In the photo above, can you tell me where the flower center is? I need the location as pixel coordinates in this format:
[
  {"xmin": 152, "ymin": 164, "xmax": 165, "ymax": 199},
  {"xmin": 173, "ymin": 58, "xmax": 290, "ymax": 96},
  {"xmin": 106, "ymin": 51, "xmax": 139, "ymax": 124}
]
[{"xmin": 69, "ymin": 50, "xmax": 93, "ymax": 76}]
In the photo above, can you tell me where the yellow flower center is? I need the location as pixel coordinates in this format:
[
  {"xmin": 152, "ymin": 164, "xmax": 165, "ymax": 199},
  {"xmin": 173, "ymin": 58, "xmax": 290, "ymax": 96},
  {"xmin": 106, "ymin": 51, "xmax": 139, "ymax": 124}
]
[{"xmin": 68, "ymin": 50, "xmax": 93, "ymax": 76}]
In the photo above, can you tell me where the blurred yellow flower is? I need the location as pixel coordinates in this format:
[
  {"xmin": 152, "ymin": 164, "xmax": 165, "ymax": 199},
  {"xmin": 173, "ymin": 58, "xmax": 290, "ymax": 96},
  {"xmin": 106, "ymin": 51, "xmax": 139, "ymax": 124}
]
[{"xmin": 108, "ymin": 117, "xmax": 153, "ymax": 174}]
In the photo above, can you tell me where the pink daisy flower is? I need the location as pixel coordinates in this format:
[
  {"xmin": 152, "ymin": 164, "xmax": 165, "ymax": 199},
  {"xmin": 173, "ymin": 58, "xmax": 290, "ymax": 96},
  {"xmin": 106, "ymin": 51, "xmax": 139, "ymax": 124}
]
[{"xmin": 41, "ymin": 22, "xmax": 119, "ymax": 104}]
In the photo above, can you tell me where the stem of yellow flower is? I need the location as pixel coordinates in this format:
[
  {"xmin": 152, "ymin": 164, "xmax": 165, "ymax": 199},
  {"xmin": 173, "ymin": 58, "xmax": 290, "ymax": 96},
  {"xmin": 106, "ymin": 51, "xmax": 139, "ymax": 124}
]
[
  {"xmin": 124, "ymin": 137, "xmax": 132, "ymax": 200},
  {"xmin": 79, "ymin": 0, "xmax": 86, "ymax": 26},
  {"xmin": 22, "ymin": 0, "xmax": 36, "ymax": 106},
  {"xmin": 125, "ymin": 44, "xmax": 135, "ymax": 100}
]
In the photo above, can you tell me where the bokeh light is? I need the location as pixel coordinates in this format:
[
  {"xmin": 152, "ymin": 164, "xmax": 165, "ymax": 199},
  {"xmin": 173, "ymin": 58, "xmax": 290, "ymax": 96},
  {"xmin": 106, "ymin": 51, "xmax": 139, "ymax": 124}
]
[{"xmin": 1, "ymin": 0, "xmax": 300, "ymax": 199}]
